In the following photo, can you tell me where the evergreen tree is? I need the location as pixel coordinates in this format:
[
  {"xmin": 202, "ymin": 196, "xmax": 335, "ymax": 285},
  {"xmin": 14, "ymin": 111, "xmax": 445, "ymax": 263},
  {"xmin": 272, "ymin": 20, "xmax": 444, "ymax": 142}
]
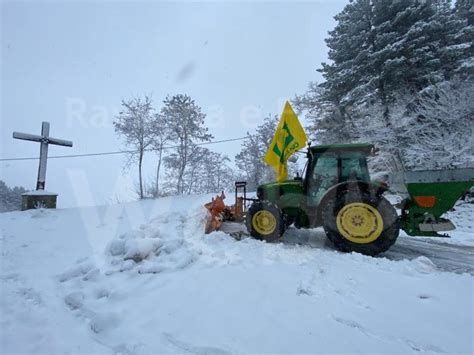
[
  {"xmin": 452, "ymin": 0, "xmax": 474, "ymax": 76},
  {"xmin": 370, "ymin": 0, "xmax": 438, "ymax": 98},
  {"xmin": 294, "ymin": 82, "xmax": 356, "ymax": 143},
  {"xmin": 455, "ymin": 0, "xmax": 474, "ymax": 26},
  {"xmin": 318, "ymin": 0, "xmax": 470, "ymax": 123},
  {"xmin": 0, "ymin": 180, "xmax": 27, "ymax": 212},
  {"xmin": 319, "ymin": 0, "xmax": 374, "ymax": 110},
  {"xmin": 301, "ymin": 0, "xmax": 473, "ymax": 171}
]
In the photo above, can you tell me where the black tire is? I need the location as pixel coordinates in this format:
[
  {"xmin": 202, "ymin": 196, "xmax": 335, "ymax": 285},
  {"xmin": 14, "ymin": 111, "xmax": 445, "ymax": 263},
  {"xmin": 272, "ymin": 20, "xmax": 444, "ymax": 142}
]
[
  {"xmin": 322, "ymin": 190, "xmax": 399, "ymax": 256},
  {"xmin": 246, "ymin": 201, "xmax": 286, "ymax": 242}
]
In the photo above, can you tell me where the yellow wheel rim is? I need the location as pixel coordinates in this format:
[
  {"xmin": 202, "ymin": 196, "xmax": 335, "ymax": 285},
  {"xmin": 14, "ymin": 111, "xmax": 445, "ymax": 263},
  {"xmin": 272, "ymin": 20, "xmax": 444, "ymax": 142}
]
[
  {"xmin": 252, "ymin": 210, "xmax": 277, "ymax": 236},
  {"xmin": 336, "ymin": 203, "xmax": 383, "ymax": 244}
]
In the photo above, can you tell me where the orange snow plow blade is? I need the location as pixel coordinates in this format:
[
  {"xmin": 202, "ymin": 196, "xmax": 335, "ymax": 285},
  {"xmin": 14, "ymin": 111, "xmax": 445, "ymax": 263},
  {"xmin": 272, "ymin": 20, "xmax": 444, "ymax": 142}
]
[
  {"xmin": 204, "ymin": 182, "xmax": 247, "ymax": 234},
  {"xmin": 204, "ymin": 192, "xmax": 227, "ymax": 234}
]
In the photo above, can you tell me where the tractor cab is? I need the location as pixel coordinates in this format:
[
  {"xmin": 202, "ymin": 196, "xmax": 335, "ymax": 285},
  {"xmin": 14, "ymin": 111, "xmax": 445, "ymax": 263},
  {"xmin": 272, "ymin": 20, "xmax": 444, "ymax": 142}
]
[{"xmin": 304, "ymin": 143, "xmax": 374, "ymax": 206}]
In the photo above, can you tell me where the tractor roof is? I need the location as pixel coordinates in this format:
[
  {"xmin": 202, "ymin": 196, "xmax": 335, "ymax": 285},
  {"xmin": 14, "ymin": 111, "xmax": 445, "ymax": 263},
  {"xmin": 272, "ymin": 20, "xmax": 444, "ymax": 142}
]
[{"xmin": 309, "ymin": 143, "xmax": 375, "ymax": 154}]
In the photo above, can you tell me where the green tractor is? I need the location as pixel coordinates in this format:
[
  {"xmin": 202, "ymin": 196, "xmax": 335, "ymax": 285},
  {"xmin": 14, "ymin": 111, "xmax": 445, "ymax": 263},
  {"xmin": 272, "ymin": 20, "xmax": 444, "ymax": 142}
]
[{"xmin": 245, "ymin": 143, "xmax": 473, "ymax": 256}]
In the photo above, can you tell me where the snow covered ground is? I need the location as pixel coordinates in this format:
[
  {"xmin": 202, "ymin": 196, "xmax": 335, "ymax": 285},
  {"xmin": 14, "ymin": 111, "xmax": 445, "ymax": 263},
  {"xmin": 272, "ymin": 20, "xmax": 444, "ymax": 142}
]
[{"xmin": 1, "ymin": 195, "xmax": 473, "ymax": 354}]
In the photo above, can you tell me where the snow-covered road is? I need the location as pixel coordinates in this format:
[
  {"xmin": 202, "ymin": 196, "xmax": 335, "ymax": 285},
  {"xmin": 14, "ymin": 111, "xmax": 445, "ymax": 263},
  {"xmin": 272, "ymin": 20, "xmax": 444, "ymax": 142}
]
[
  {"xmin": 1, "ymin": 196, "xmax": 473, "ymax": 353},
  {"xmin": 386, "ymin": 237, "xmax": 474, "ymax": 274},
  {"xmin": 280, "ymin": 227, "xmax": 474, "ymax": 275}
]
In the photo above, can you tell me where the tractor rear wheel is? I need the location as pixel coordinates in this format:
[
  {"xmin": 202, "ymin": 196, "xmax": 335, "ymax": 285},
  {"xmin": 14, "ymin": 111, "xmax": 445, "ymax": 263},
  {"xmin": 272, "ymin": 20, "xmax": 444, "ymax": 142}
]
[
  {"xmin": 322, "ymin": 191, "xmax": 399, "ymax": 256},
  {"xmin": 246, "ymin": 201, "xmax": 286, "ymax": 242}
]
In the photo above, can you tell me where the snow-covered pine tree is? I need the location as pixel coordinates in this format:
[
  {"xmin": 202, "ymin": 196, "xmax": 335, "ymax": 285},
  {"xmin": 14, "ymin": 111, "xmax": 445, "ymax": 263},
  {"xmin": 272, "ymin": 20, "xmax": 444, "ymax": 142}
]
[
  {"xmin": 301, "ymin": 0, "xmax": 473, "ymax": 171},
  {"xmin": 367, "ymin": 0, "xmax": 473, "ymax": 168},
  {"xmin": 356, "ymin": 0, "xmax": 445, "ymax": 166},
  {"xmin": 376, "ymin": 0, "xmax": 472, "ymax": 88},
  {"xmin": 317, "ymin": 0, "xmax": 470, "ymax": 123},
  {"xmin": 293, "ymin": 81, "xmax": 355, "ymax": 143},
  {"xmin": 0, "ymin": 180, "xmax": 27, "ymax": 212},
  {"xmin": 370, "ymin": 0, "xmax": 438, "ymax": 103},
  {"xmin": 455, "ymin": 0, "xmax": 474, "ymax": 26},
  {"xmin": 452, "ymin": 0, "xmax": 474, "ymax": 76},
  {"xmin": 318, "ymin": 0, "xmax": 374, "ymax": 135},
  {"xmin": 161, "ymin": 94, "xmax": 213, "ymax": 194}
]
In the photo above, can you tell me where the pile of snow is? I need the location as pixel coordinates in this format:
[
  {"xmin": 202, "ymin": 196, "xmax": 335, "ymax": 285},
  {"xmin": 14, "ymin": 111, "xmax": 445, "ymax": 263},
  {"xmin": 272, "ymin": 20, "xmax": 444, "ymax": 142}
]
[
  {"xmin": 103, "ymin": 212, "xmax": 196, "ymax": 274},
  {"xmin": 443, "ymin": 200, "xmax": 474, "ymax": 245},
  {"xmin": 1, "ymin": 195, "xmax": 473, "ymax": 353}
]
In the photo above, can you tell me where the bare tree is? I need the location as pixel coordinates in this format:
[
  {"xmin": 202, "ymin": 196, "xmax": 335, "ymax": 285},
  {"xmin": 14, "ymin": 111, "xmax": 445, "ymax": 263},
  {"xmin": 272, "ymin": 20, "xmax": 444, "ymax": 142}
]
[
  {"xmin": 396, "ymin": 79, "xmax": 474, "ymax": 169},
  {"xmin": 150, "ymin": 113, "xmax": 171, "ymax": 197},
  {"xmin": 114, "ymin": 96, "xmax": 154, "ymax": 199},
  {"xmin": 161, "ymin": 94, "xmax": 213, "ymax": 194},
  {"xmin": 182, "ymin": 147, "xmax": 234, "ymax": 194},
  {"xmin": 199, "ymin": 149, "xmax": 234, "ymax": 193},
  {"xmin": 235, "ymin": 114, "xmax": 299, "ymax": 190}
]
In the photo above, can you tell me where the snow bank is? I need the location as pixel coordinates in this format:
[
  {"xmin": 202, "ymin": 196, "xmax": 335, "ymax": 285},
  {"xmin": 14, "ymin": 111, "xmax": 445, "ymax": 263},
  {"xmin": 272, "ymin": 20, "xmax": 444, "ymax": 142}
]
[
  {"xmin": 103, "ymin": 210, "xmax": 199, "ymax": 274},
  {"xmin": 1, "ymin": 195, "xmax": 473, "ymax": 353},
  {"xmin": 443, "ymin": 200, "xmax": 474, "ymax": 246}
]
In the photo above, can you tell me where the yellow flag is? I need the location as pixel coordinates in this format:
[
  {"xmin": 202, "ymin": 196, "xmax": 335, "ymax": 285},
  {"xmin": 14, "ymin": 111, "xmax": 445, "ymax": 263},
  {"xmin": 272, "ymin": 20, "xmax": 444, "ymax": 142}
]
[{"xmin": 264, "ymin": 101, "xmax": 307, "ymax": 182}]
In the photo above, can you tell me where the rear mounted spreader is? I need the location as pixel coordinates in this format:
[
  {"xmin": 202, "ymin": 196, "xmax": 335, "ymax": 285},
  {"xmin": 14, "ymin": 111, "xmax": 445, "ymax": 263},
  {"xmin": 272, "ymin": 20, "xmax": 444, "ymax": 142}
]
[{"xmin": 390, "ymin": 168, "xmax": 474, "ymax": 237}]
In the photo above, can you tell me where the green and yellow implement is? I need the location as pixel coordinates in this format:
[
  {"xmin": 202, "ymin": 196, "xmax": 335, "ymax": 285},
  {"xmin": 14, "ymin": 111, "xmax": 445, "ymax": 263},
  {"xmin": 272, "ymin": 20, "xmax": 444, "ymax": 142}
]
[{"xmin": 390, "ymin": 169, "xmax": 474, "ymax": 237}]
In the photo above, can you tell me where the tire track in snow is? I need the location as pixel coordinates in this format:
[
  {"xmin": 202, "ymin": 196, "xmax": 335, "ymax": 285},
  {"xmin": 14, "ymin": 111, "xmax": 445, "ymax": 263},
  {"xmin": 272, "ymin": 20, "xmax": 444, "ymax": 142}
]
[
  {"xmin": 163, "ymin": 333, "xmax": 231, "ymax": 355},
  {"xmin": 384, "ymin": 237, "xmax": 474, "ymax": 275}
]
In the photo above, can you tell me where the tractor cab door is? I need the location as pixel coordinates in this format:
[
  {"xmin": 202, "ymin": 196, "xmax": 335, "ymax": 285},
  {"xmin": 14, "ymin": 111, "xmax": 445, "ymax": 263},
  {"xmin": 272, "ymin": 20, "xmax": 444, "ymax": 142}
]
[
  {"xmin": 306, "ymin": 153, "xmax": 339, "ymax": 207},
  {"xmin": 305, "ymin": 152, "xmax": 370, "ymax": 207},
  {"xmin": 339, "ymin": 155, "xmax": 370, "ymax": 183}
]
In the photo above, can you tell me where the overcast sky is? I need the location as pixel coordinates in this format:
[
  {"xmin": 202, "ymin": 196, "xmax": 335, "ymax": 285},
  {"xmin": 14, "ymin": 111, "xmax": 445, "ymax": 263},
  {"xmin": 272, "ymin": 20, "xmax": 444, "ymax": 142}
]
[{"xmin": 1, "ymin": 0, "xmax": 346, "ymax": 207}]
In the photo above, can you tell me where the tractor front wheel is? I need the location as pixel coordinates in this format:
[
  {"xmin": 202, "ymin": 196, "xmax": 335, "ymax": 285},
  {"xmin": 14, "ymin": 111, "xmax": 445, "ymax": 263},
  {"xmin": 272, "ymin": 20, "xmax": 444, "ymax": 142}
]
[
  {"xmin": 246, "ymin": 201, "xmax": 286, "ymax": 242},
  {"xmin": 322, "ymin": 191, "xmax": 399, "ymax": 256}
]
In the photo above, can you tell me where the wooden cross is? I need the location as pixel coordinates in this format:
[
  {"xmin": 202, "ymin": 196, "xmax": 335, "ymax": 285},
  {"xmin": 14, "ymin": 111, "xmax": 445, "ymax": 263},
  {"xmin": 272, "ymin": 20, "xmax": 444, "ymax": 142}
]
[{"xmin": 13, "ymin": 121, "xmax": 73, "ymax": 190}]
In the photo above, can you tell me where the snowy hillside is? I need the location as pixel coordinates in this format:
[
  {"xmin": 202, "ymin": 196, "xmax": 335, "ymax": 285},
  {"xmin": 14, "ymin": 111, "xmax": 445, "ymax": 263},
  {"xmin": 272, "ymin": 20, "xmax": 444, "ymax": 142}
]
[{"xmin": 1, "ymin": 196, "xmax": 473, "ymax": 354}]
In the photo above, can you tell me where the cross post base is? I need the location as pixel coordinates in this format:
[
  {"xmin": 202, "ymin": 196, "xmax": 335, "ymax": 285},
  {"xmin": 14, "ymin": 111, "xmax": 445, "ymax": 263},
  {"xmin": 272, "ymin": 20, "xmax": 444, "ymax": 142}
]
[{"xmin": 21, "ymin": 191, "xmax": 58, "ymax": 210}]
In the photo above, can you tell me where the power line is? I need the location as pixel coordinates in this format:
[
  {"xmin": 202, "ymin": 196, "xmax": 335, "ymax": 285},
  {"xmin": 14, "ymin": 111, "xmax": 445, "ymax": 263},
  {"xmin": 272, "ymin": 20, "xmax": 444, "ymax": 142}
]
[{"xmin": 0, "ymin": 136, "xmax": 251, "ymax": 162}]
